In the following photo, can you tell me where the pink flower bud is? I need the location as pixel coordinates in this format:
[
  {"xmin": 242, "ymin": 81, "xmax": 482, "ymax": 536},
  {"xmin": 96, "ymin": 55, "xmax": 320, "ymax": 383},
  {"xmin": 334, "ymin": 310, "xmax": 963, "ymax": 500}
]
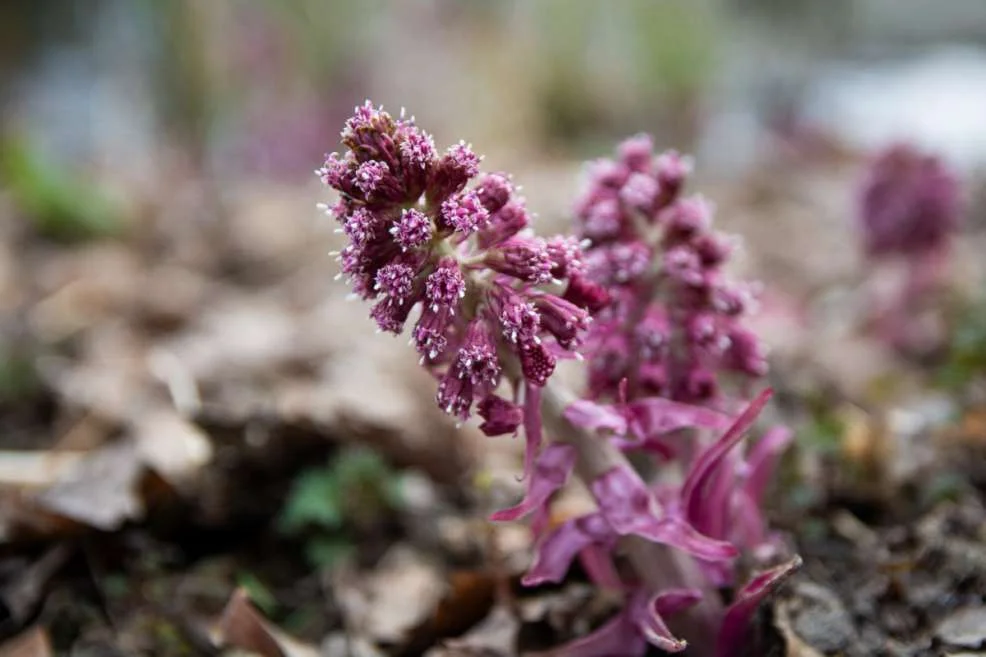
[
  {"xmin": 618, "ymin": 133, "xmax": 655, "ymax": 172},
  {"xmin": 485, "ymin": 237, "xmax": 554, "ymax": 284},
  {"xmin": 391, "ymin": 208, "xmax": 433, "ymax": 251},
  {"xmin": 476, "ymin": 173, "xmax": 514, "ymax": 213},
  {"xmin": 440, "ymin": 191, "xmax": 490, "ymax": 234},
  {"xmin": 477, "ymin": 395, "xmax": 524, "ymax": 437}
]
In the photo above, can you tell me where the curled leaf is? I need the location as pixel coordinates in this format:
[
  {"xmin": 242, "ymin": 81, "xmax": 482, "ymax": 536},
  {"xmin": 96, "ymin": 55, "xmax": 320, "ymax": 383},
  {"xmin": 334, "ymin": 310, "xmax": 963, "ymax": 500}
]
[
  {"xmin": 490, "ymin": 443, "xmax": 575, "ymax": 522},
  {"xmin": 716, "ymin": 556, "xmax": 803, "ymax": 657},
  {"xmin": 563, "ymin": 399, "xmax": 628, "ymax": 435},
  {"xmin": 681, "ymin": 389, "xmax": 773, "ymax": 527},
  {"xmin": 522, "ymin": 513, "xmax": 614, "ymax": 586}
]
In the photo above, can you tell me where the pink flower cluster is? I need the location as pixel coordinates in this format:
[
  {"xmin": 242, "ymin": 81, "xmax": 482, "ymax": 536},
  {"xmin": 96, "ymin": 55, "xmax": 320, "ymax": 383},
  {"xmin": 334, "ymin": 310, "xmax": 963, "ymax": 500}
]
[
  {"xmin": 573, "ymin": 134, "xmax": 767, "ymax": 406},
  {"xmin": 319, "ymin": 102, "xmax": 606, "ymax": 471},
  {"xmin": 503, "ymin": 137, "xmax": 796, "ymax": 654},
  {"xmin": 320, "ymin": 105, "xmax": 798, "ymax": 656}
]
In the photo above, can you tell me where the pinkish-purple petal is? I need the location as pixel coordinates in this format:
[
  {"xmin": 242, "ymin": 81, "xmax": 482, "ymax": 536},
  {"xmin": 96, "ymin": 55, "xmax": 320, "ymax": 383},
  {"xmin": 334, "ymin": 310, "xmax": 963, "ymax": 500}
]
[
  {"xmin": 625, "ymin": 397, "xmax": 731, "ymax": 438},
  {"xmin": 522, "ymin": 513, "xmax": 614, "ymax": 586},
  {"xmin": 577, "ymin": 544, "xmax": 624, "ymax": 590},
  {"xmin": 590, "ymin": 466, "xmax": 738, "ymax": 562},
  {"xmin": 610, "ymin": 434, "xmax": 676, "ymax": 460},
  {"xmin": 628, "ymin": 590, "xmax": 690, "ymax": 653},
  {"xmin": 490, "ymin": 443, "xmax": 575, "ymax": 522},
  {"xmin": 694, "ymin": 449, "xmax": 739, "ymax": 540},
  {"xmin": 716, "ymin": 556, "xmax": 802, "ymax": 657},
  {"xmin": 564, "ymin": 400, "xmax": 629, "ymax": 436},
  {"xmin": 590, "ymin": 465, "xmax": 659, "ymax": 535},
  {"xmin": 650, "ymin": 588, "xmax": 704, "ymax": 616},
  {"xmin": 632, "ymin": 516, "xmax": 738, "ymax": 562},
  {"xmin": 530, "ymin": 611, "xmax": 646, "ymax": 657},
  {"xmin": 681, "ymin": 389, "xmax": 773, "ymax": 525}
]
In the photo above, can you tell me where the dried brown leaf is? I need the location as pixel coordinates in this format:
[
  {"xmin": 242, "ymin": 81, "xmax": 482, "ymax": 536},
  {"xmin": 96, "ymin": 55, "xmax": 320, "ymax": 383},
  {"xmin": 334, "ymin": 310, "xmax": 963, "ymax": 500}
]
[
  {"xmin": 335, "ymin": 546, "xmax": 446, "ymax": 647},
  {"xmin": 0, "ymin": 626, "xmax": 53, "ymax": 657},
  {"xmin": 31, "ymin": 441, "xmax": 147, "ymax": 531},
  {"xmin": 428, "ymin": 606, "xmax": 519, "ymax": 657},
  {"xmin": 213, "ymin": 588, "xmax": 320, "ymax": 657},
  {"xmin": 406, "ymin": 570, "xmax": 498, "ymax": 655}
]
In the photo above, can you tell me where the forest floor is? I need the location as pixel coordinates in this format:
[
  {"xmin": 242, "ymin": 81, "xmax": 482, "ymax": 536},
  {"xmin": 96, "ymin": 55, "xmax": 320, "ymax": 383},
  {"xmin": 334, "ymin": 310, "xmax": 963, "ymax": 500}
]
[{"xmin": 2, "ymin": 149, "xmax": 986, "ymax": 656}]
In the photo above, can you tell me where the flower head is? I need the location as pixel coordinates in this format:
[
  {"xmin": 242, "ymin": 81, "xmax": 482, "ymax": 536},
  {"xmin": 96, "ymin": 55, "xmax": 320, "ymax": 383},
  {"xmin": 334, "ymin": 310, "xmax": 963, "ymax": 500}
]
[
  {"xmin": 574, "ymin": 137, "xmax": 766, "ymax": 405},
  {"xmin": 323, "ymin": 113, "xmax": 794, "ymax": 656},
  {"xmin": 320, "ymin": 101, "xmax": 595, "ymax": 427},
  {"xmin": 391, "ymin": 208, "xmax": 433, "ymax": 251}
]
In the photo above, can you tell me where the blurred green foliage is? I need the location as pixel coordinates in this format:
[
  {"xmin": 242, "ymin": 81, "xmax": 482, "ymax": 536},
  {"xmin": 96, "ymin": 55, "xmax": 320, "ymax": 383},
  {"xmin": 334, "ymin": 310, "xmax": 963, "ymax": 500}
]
[
  {"xmin": 801, "ymin": 404, "xmax": 845, "ymax": 456},
  {"xmin": 278, "ymin": 446, "xmax": 404, "ymax": 569},
  {"xmin": 919, "ymin": 470, "xmax": 969, "ymax": 507},
  {"xmin": 236, "ymin": 571, "xmax": 279, "ymax": 616},
  {"xmin": 0, "ymin": 341, "xmax": 39, "ymax": 403},
  {"xmin": 1, "ymin": 137, "xmax": 122, "ymax": 242},
  {"xmin": 631, "ymin": 1, "xmax": 718, "ymax": 99},
  {"xmin": 936, "ymin": 298, "xmax": 986, "ymax": 392},
  {"xmin": 531, "ymin": 0, "xmax": 718, "ymax": 149}
]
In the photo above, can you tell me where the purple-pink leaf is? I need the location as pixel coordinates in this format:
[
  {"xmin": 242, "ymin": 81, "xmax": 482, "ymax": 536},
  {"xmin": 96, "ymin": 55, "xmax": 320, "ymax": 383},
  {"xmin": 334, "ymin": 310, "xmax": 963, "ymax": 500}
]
[
  {"xmin": 650, "ymin": 588, "xmax": 704, "ymax": 615},
  {"xmin": 564, "ymin": 399, "xmax": 628, "ymax": 435},
  {"xmin": 626, "ymin": 397, "xmax": 731, "ymax": 438},
  {"xmin": 578, "ymin": 543, "xmax": 624, "ymax": 590},
  {"xmin": 632, "ymin": 516, "xmax": 739, "ymax": 562},
  {"xmin": 611, "ymin": 434, "xmax": 676, "ymax": 460},
  {"xmin": 727, "ymin": 425, "xmax": 793, "ymax": 552},
  {"xmin": 681, "ymin": 388, "xmax": 773, "ymax": 525},
  {"xmin": 628, "ymin": 590, "xmax": 690, "ymax": 653},
  {"xmin": 531, "ymin": 586, "xmax": 704, "ymax": 657},
  {"xmin": 716, "ymin": 556, "xmax": 802, "ymax": 657},
  {"xmin": 531, "ymin": 612, "xmax": 647, "ymax": 657},
  {"xmin": 522, "ymin": 513, "xmax": 615, "ymax": 586},
  {"xmin": 591, "ymin": 466, "xmax": 738, "ymax": 561},
  {"xmin": 590, "ymin": 465, "xmax": 658, "ymax": 534},
  {"xmin": 490, "ymin": 443, "xmax": 576, "ymax": 522},
  {"xmin": 696, "ymin": 448, "xmax": 739, "ymax": 540}
]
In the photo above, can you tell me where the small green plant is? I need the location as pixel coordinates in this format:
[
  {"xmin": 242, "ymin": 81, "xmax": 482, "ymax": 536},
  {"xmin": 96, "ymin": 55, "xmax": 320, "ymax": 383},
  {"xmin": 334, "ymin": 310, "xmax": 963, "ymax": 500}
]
[
  {"xmin": 0, "ymin": 341, "xmax": 39, "ymax": 404},
  {"xmin": 1, "ymin": 137, "xmax": 122, "ymax": 242},
  {"xmin": 278, "ymin": 446, "xmax": 404, "ymax": 569},
  {"xmin": 236, "ymin": 571, "xmax": 279, "ymax": 616},
  {"xmin": 936, "ymin": 297, "xmax": 986, "ymax": 393}
]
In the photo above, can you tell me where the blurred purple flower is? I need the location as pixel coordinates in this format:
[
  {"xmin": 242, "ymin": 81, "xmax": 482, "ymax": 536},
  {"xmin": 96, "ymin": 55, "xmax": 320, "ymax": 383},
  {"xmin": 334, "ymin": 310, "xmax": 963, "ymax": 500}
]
[
  {"xmin": 858, "ymin": 143, "xmax": 960, "ymax": 259},
  {"xmin": 574, "ymin": 136, "xmax": 767, "ymax": 404}
]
